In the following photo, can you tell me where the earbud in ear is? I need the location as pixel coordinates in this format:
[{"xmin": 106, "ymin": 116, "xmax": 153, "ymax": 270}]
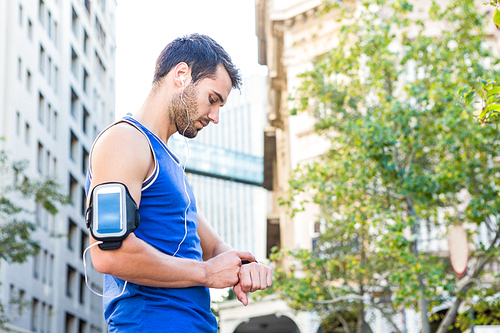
[{"xmin": 179, "ymin": 75, "xmax": 186, "ymax": 85}]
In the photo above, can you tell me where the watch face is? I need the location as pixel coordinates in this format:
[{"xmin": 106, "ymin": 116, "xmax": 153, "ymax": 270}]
[{"xmin": 92, "ymin": 183, "xmax": 127, "ymax": 239}]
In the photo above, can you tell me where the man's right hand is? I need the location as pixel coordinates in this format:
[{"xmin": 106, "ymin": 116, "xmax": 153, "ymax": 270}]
[{"xmin": 203, "ymin": 250, "xmax": 255, "ymax": 289}]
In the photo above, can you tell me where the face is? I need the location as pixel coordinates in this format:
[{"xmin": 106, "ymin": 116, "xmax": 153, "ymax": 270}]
[{"xmin": 170, "ymin": 65, "xmax": 232, "ymax": 138}]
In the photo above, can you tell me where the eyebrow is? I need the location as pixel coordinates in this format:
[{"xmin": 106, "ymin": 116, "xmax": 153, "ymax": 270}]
[{"xmin": 213, "ymin": 90, "xmax": 225, "ymax": 106}]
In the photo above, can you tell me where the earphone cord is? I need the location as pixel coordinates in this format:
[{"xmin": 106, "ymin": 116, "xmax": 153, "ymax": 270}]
[
  {"xmin": 172, "ymin": 84, "xmax": 191, "ymax": 257},
  {"xmin": 83, "ymin": 241, "xmax": 128, "ymax": 298}
]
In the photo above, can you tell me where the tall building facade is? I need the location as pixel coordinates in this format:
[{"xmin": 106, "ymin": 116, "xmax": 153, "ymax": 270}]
[
  {"xmin": 169, "ymin": 74, "xmax": 269, "ymax": 262},
  {"xmin": 0, "ymin": 0, "xmax": 116, "ymax": 332}
]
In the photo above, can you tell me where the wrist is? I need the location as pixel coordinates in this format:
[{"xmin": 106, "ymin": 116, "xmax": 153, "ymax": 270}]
[{"xmin": 197, "ymin": 260, "xmax": 210, "ymax": 286}]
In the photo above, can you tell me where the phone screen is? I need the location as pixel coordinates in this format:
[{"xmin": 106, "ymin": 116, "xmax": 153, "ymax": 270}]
[{"xmin": 96, "ymin": 192, "xmax": 122, "ymax": 234}]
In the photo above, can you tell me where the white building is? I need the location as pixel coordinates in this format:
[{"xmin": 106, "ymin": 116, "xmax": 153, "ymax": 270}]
[{"xmin": 0, "ymin": 0, "xmax": 116, "ymax": 332}]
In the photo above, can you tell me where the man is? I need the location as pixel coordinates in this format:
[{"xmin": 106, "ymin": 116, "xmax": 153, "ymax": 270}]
[{"xmin": 86, "ymin": 34, "xmax": 273, "ymax": 332}]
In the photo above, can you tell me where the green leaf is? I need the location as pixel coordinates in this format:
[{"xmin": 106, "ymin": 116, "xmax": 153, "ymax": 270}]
[
  {"xmin": 485, "ymin": 103, "xmax": 500, "ymax": 113},
  {"xmin": 464, "ymin": 90, "xmax": 476, "ymax": 106},
  {"xmin": 494, "ymin": 8, "xmax": 500, "ymax": 28},
  {"xmin": 458, "ymin": 87, "xmax": 470, "ymax": 96},
  {"xmin": 487, "ymin": 86, "xmax": 500, "ymax": 98}
]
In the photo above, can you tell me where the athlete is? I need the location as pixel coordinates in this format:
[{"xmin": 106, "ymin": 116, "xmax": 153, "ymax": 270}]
[{"xmin": 85, "ymin": 34, "xmax": 273, "ymax": 332}]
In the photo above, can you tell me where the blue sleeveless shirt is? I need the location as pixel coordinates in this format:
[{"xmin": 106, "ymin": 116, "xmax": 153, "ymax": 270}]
[{"xmin": 86, "ymin": 116, "xmax": 217, "ymax": 333}]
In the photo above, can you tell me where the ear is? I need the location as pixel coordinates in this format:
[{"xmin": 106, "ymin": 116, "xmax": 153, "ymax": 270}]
[{"xmin": 173, "ymin": 62, "xmax": 190, "ymax": 87}]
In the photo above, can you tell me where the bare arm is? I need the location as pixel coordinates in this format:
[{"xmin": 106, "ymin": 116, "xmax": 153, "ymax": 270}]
[{"xmin": 88, "ymin": 123, "xmax": 254, "ymax": 289}]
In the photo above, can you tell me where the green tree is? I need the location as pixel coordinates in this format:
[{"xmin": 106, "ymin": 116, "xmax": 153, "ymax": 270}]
[
  {"xmin": 270, "ymin": 1, "xmax": 500, "ymax": 333},
  {"xmin": 0, "ymin": 146, "xmax": 68, "ymax": 325}
]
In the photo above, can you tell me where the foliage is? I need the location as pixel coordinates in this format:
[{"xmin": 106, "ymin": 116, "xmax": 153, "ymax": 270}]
[
  {"xmin": 458, "ymin": 79, "xmax": 500, "ymax": 124},
  {"xmin": 0, "ymin": 146, "xmax": 69, "ymax": 325},
  {"xmin": 272, "ymin": 0, "xmax": 500, "ymax": 332},
  {"xmin": 483, "ymin": 0, "xmax": 500, "ymax": 27}
]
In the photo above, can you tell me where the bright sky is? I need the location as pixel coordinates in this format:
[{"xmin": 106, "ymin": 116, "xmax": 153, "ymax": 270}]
[{"xmin": 115, "ymin": 0, "xmax": 267, "ymax": 118}]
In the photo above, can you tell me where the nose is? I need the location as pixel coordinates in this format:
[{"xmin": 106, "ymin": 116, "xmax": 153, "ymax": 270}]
[{"xmin": 208, "ymin": 107, "xmax": 219, "ymax": 124}]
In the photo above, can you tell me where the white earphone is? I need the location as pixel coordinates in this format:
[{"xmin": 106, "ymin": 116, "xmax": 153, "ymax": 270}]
[{"xmin": 179, "ymin": 75, "xmax": 186, "ymax": 86}]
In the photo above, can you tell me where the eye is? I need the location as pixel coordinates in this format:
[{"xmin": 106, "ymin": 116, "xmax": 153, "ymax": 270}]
[{"xmin": 209, "ymin": 96, "xmax": 218, "ymax": 105}]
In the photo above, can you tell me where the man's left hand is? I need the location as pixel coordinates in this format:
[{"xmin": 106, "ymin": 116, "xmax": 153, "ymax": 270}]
[{"xmin": 233, "ymin": 262, "xmax": 273, "ymax": 306}]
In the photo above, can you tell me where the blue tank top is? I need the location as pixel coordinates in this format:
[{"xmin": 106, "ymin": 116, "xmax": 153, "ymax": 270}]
[{"xmin": 86, "ymin": 116, "xmax": 217, "ymax": 333}]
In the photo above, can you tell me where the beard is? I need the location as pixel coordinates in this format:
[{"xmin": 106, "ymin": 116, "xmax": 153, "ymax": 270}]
[{"xmin": 170, "ymin": 83, "xmax": 200, "ymax": 138}]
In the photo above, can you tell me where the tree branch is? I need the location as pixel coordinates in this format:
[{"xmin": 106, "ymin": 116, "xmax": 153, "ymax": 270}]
[
  {"xmin": 310, "ymin": 294, "xmax": 364, "ymax": 305},
  {"xmin": 436, "ymin": 224, "xmax": 500, "ymax": 333},
  {"xmin": 368, "ymin": 300, "xmax": 403, "ymax": 333},
  {"xmin": 332, "ymin": 312, "xmax": 352, "ymax": 333}
]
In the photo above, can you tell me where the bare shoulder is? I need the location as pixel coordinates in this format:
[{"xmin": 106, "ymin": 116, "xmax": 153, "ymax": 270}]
[{"xmin": 90, "ymin": 122, "xmax": 152, "ymax": 198}]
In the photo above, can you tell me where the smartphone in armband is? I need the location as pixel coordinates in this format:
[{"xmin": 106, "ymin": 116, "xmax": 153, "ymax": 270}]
[{"xmin": 86, "ymin": 182, "xmax": 140, "ymax": 250}]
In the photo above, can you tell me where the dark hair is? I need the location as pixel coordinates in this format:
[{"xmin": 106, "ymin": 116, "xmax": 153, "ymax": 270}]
[{"xmin": 153, "ymin": 33, "xmax": 241, "ymax": 90}]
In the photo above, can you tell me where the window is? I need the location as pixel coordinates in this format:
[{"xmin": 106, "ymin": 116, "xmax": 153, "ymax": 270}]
[
  {"xmin": 48, "ymin": 255, "xmax": 54, "ymax": 285},
  {"xmin": 71, "ymin": 47, "xmax": 78, "ymax": 78},
  {"xmin": 71, "ymin": 7, "xmax": 79, "ymax": 38},
  {"xmin": 48, "ymin": 11, "xmax": 52, "ymax": 38},
  {"xmin": 70, "ymin": 130, "xmax": 78, "ymax": 161},
  {"xmin": 83, "ymin": 68, "xmax": 89, "ymax": 93},
  {"xmin": 46, "ymin": 151, "xmax": 51, "ymax": 180},
  {"xmin": 42, "ymin": 250, "xmax": 48, "ymax": 283},
  {"xmin": 33, "ymin": 250, "xmax": 41, "ymax": 278},
  {"xmin": 48, "ymin": 306, "xmax": 53, "ymax": 332},
  {"xmin": 25, "ymin": 122, "xmax": 30, "ymax": 145},
  {"xmin": 53, "ymin": 21, "xmax": 58, "ymax": 45},
  {"xmin": 48, "ymin": 57, "xmax": 52, "ymax": 85},
  {"xmin": 81, "ymin": 186, "xmax": 86, "ymax": 216},
  {"xmin": 16, "ymin": 112, "xmax": 20, "ymax": 136},
  {"xmin": 39, "ymin": 45, "xmax": 45, "ymax": 75},
  {"xmin": 38, "ymin": 92, "xmax": 45, "ymax": 123},
  {"xmin": 80, "ymin": 230, "xmax": 89, "ymax": 258},
  {"xmin": 18, "ymin": 290, "xmax": 25, "ymax": 314},
  {"xmin": 8, "ymin": 284, "xmax": 14, "ymax": 312},
  {"xmin": 17, "ymin": 58, "xmax": 22, "ymax": 80},
  {"xmin": 37, "ymin": 142, "xmax": 44, "ymax": 174},
  {"xmin": 47, "ymin": 103, "xmax": 52, "ymax": 131},
  {"xmin": 68, "ymin": 218, "xmax": 77, "ymax": 250},
  {"xmin": 82, "ymin": 106, "xmax": 89, "ymax": 134},
  {"xmin": 31, "ymin": 298, "xmax": 39, "ymax": 332},
  {"xmin": 38, "ymin": 0, "xmax": 45, "ymax": 26},
  {"xmin": 35, "ymin": 201, "xmax": 43, "ymax": 226},
  {"xmin": 66, "ymin": 266, "xmax": 76, "ymax": 298},
  {"xmin": 79, "ymin": 319, "xmax": 87, "ymax": 333},
  {"xmin": 85, "ymin": 0, "xmax": 90, "ymax": 15},
  {"xmin": 94, "ymin": 16, "xmax": 105, "ymax": 48},
  {"xmin": 65, "ymin": 312, "xmax": 76, "ymax": 333},
  {"xmin": 54, "ymin": 66, "xmax": 58, "ymax": 93},
  {"xmin": 39, "ymin": 46, "xmax": 47, "ymax": 76},
  {"xmin": 79, "ymin": 274, "xmax": 86, "ymax": 304},
  {"xmin": 71, "ymin": 87, "xmax": 79, "ymax": 118},
  {"xmin": 82, "ymin": 147, "xmax": 89, "ymax": 176},
  {"xmin": 83, "ymin": 30, "xmax": 89, "ymax": 55},
  {"xmin": 52, "ymin": 157, "xmax": 57, "ymax": 177},
  {"xmin": 19, "ymin": 5, "xmax": 23, "ymax": 26},
  {"xmin": 26, "ymin": 70, "xmax": 31, "ymax": 91},
  {"xmin": 95, "ymin": 52, "xmax": 105, "ymax": 83},
  {"xmin": 28, "ymin": 19, "xmax": 33, "ymax": 40},
  {"xmin": 69, "ymin": 174, "xmax": 78, "ymax": 205},
  {"xmin": 41, "ymin": 303, "xmax": 46, "ymax": 333},
  {"xmin": 53, "ymin": 110, "xmax": 58, "ymax": 139}
]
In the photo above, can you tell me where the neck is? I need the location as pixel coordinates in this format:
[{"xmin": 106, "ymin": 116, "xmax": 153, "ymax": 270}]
[{"xmin": 134, "ymin": 87, "xmax": 177, "ymax": 144}]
